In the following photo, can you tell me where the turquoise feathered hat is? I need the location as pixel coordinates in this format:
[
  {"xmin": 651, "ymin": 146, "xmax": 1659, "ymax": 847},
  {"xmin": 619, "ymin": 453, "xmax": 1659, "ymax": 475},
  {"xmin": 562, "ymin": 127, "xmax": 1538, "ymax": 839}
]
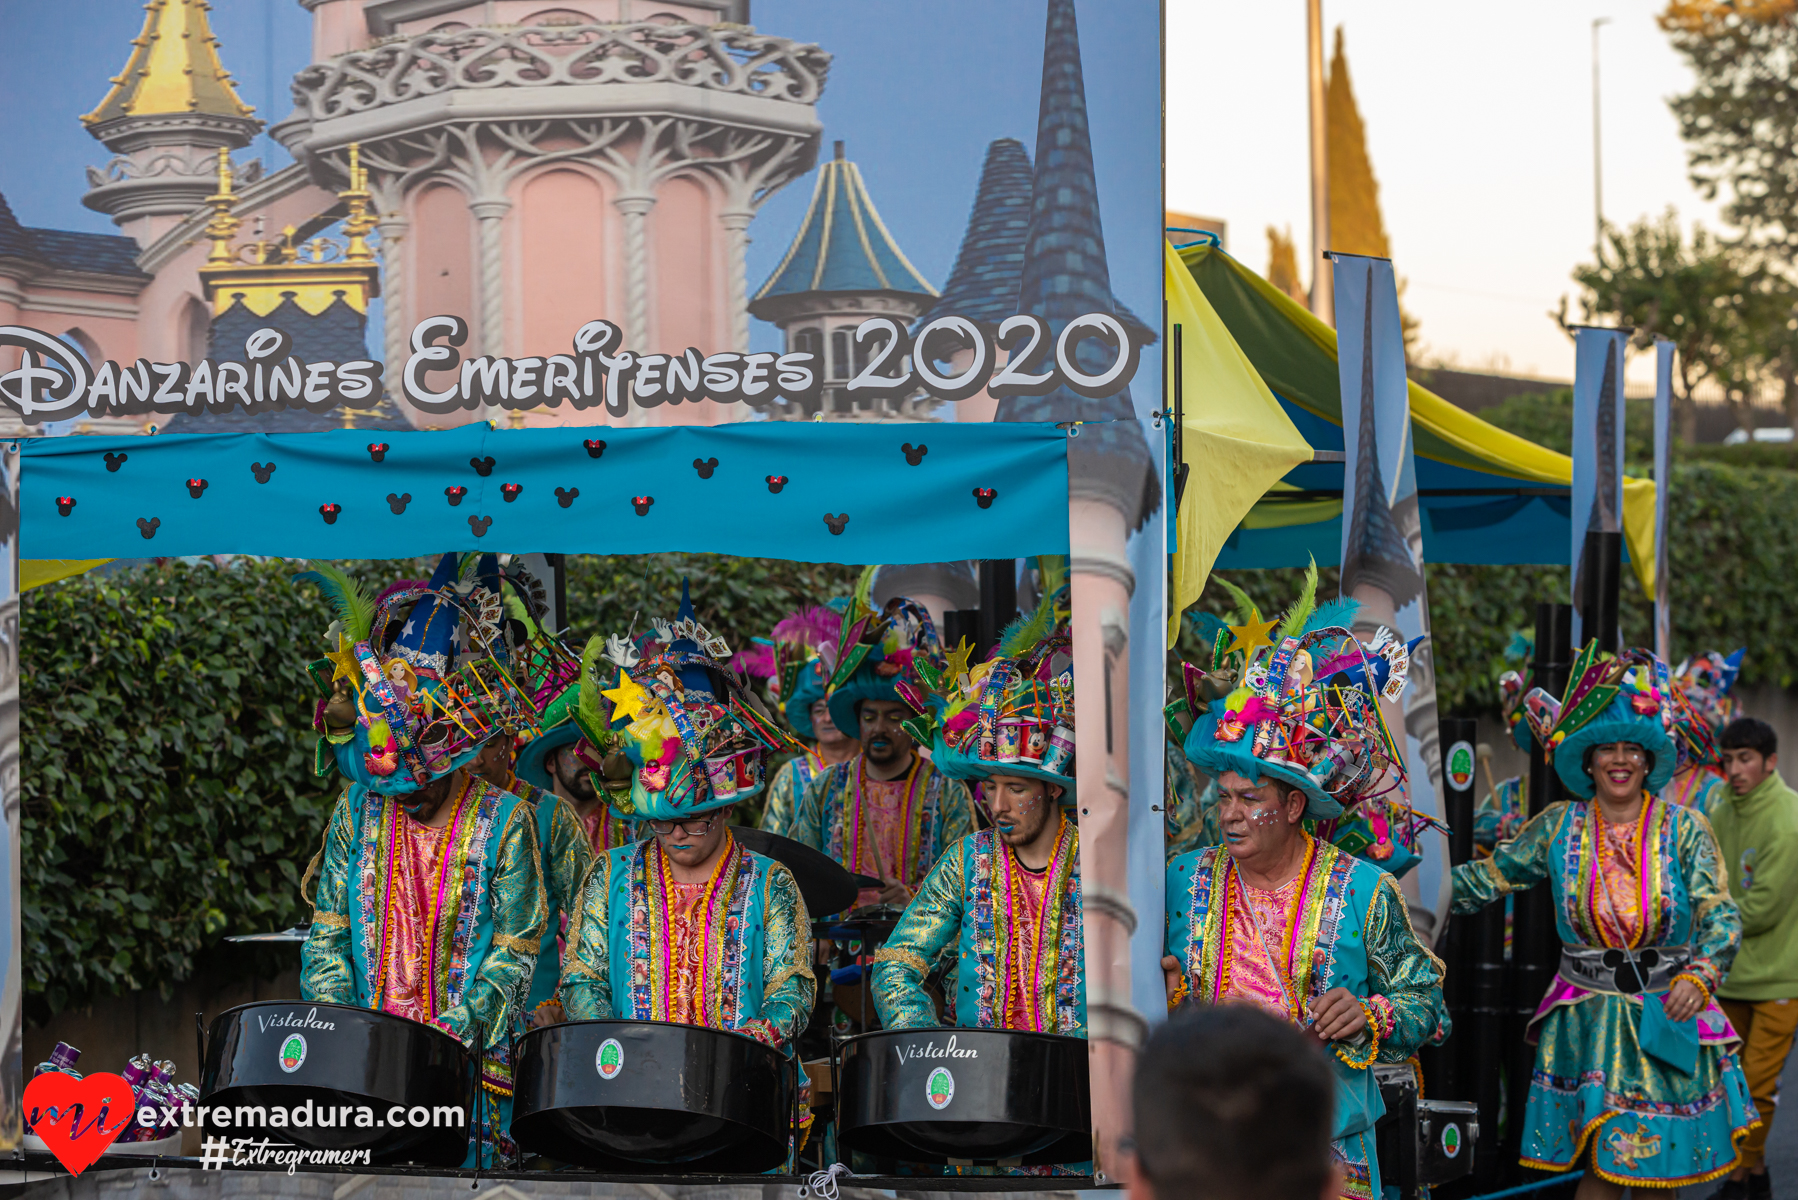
[
  {"xmin": 1178, "ymin": 569, "xmax": 1416, "ymax": 821},
  {"xmin": 908, "ymin": 559, "xmax": 1076, "ymax": 802},
  {"xmin": 824, "ymin": 566, "xmax": 945, "ymax": 741},
  {"xmin": 579, "ymin": 580, "xmax": 788, "ymax": 822},
  {"xmin": 515, "ymin": 723, "xmax": 581, "ymax": 794},
  {"xmin": 1523, "ymin": 643, "xmax": 1678, "ymax": 800}
]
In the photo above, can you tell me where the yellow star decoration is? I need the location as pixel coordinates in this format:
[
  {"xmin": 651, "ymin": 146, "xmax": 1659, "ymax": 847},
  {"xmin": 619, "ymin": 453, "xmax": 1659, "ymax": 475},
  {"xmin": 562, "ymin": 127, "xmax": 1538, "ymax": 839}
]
[
  {"xmin": 325, "ymin": 633, "xmax": 361, "ymax": 684},
  {"xmin": 943, "ymin": 637, "xmax": 975, "ymax": 687},
  {"xmin": 1225, "ymin": 611, "xmax": 1281, "ymax": 660},
  {"xmin": 601, "ymin": 670, "xmax": 652, "ymax": 724}
]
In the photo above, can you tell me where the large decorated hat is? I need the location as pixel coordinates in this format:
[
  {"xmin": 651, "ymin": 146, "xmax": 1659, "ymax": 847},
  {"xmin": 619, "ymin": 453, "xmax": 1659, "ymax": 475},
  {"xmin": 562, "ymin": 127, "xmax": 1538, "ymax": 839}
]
[
  {"xmin": 903, "ymin": 560, "xmax": 1076, "ymax": 801},
  {"xmin": 824, "ymin": 567, "xmax": 946, "ymax": 741},
  {"xmin": 738, "ymin": 603, "xmax": 845, "ymax": 741},
  {"xmin": 1179, "ymin": 572, "xmax": 1414, "ymax": 821},
  {"xmin": 1497, "ymin": 631, "xmax": 1535, "ymax": 753},
  {"xmin": 301, "ymin": 552, "xmax": 541, "ymax": 795},
  {"xmin": 1673, "ymin": 649, "xmax": 1745, "ymax": 744},
  {"xmin": 1521, "ymin": 643, "xmax": 1679, "ymax": 800},
  {"xmin": 579, "ymin": 580, "xmax": 788, "ymax": 821}
]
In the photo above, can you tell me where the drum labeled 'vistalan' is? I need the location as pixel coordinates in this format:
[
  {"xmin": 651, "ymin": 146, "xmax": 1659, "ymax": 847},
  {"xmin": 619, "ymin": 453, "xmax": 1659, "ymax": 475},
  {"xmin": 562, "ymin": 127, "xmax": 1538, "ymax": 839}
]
[
  {"xmin": 834, "ymin": 1028, "xmax": 1090, "ymax": 1165},
  {"xmin": 199, "ymin": 1001, "xmax": 474, "ymax": 1166},
  {"xmin": 511, "ymin": 1019, "xmax": 795, "ymax": 1171}
]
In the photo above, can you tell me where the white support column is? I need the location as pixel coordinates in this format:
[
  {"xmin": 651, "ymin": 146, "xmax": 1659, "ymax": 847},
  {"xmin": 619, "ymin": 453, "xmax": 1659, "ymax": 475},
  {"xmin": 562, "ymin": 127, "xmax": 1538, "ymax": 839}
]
[
  {"xmin": 376, "ymin": 212, "xmax": 410, "ymax": 401},
  {"xmin": 470, "ymin": 198, "xmax": 511, "ymax": 359},
  {"xmin": 720, "ymin": 208, "xmax": 754, "ymax": 352},
  {"xmin": 614, "ymin": 193, "xmax": 656, "ymax": 351}
]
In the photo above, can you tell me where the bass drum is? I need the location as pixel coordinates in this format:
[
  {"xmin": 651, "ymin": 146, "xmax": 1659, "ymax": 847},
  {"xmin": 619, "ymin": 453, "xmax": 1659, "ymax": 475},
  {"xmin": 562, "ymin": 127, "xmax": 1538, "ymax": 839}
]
[
  {"xmin": 835, "ymin": 1028, "xmax": 1090, "ymax": 1166},
  {"xmin": 511, "ymin": 1020, "xmax": 794, "ymax": 1172},
  {"xmin": 199, "ymin": 1002, "xmax": 472, "ymax": 1166}
]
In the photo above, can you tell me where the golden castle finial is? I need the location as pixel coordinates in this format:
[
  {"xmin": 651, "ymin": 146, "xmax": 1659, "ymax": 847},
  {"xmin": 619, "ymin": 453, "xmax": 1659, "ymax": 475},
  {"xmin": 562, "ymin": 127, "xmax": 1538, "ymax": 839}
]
[
  {"xmin": 203, "ymin": 148, "xmax": 242, "ymax": 265},
  {"xmin": 82, "ymin": 0, "xmax": 259, "ymax": 128},
  {"xmin": 339, "ymin": 144, "xmax": 378, "ymax": 264}
]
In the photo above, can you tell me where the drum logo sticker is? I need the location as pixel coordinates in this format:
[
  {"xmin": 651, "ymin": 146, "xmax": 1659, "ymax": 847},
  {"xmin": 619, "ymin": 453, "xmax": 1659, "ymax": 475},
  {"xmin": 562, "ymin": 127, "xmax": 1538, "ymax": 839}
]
[
  {"xmin": 926, "ymin": 1067, "xmax": 955, "ymax": 1110},
  {"xmin": 596, "ymin": 1038, "xmax": 624, "ymax": 1081},
  {"xmin": 279, "ymin": 1034, "xmax": 307, "ymax": 1074},
  {"xmin": 1446, "ymin": 740, "xmax": 1476, "ymax": 791},
  {"xmin": 1441, "ymin": 1122, "xmax": 1461, "ymax": 1158}
]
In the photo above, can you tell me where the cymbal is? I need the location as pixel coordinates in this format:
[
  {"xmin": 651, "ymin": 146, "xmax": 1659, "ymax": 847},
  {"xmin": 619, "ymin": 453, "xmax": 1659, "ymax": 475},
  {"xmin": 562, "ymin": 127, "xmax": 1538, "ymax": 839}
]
[{"xmin": 729, "ymin": 826, "xmax": 876, "ymax": 915}]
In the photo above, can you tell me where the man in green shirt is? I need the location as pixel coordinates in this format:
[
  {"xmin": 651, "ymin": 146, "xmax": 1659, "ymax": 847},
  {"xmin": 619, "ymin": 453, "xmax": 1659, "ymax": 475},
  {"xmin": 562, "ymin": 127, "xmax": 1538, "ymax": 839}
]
[{"xmin": 1709, "ymin": 717, "xmax": 1798, "ymax": 1200}]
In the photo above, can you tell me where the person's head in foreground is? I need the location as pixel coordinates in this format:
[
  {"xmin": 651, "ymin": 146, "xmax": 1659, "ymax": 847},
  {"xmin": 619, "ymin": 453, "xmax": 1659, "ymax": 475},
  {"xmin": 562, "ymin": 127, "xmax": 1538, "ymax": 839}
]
[
  {"xmin": 1128, "ymin": 1005, "xmax": 1338, "ymax": 1200},
  {"xmin": 1720, "ymin": 716, "xmax": 1779, "ymax": 797}
]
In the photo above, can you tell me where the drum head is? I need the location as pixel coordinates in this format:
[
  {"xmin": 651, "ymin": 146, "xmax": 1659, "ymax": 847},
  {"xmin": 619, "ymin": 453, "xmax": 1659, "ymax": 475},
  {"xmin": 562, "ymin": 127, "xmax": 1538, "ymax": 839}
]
[
  {"xmin": 200, "ymin": 1001, "xmax": 473, "ymax": 1166},
  {"xmin": 511, "ymin": 1020, "xmax": 793, "ymax": 1172},
  {"xmin": 835, "ymin": 1028, "xmax": 1091, "ymax": 1166}
]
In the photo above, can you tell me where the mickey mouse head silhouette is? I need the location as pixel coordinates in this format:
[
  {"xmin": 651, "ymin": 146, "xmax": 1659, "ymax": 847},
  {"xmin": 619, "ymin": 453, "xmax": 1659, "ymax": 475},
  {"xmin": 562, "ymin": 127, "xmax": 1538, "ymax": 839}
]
[
  {"xmin": 693, "ymin": 457, "xmax": 719, "ymax": 479},
  {"xmin": 468, "ymin": 514, "xmax": 492, "ymax": 537},
  {"xmin": 137, "ymin": 516, "xmax": 160, "ymax": 539},
  {"xmin": 555, "ymin": 487, "xmax": 579, "ymax": 509},
  {"xmin": 445, "ymin": 486, "xmax": 468, "ymax": 506},
  {"xmin": 104, "ymin": 451, "xmax": 128, "ymax": 473},
  {"xmin": 470, "ymin": 456, "xmax": 496, "ymax": 477},
  {"xmin": 319, "ymin": 503, "xmax": 342, "ymax": 525},
  {"xmin": 55, "ymin": 496, "xmax": 75, "ymax": 516},
  {"xmin": 973, "ymin": 487, "xmax": 998, "ymax": 509},
  {"xmin": 367, "ymin": 442, "xmax": 390, "ymax": 463},
  {"xmin": 186, "ymin": 478, "xmax": 209, "ymax": 499},
  {"xmin": 765, "ymin": 475, "xmax": 788, "ymax": 494},
  {"xmin": 583, "ymin": 439, "xmax": 607, "ymax": 459},
  {"xmin": 901, "ymin": 443, "xmax": 928, "ymax": 466},
  {"xmin": 387, "ymin": 493, "xmax": 412, "ymax": 514},
  {"xmin": 631, "ymin": 496, "xmax": 655, "ymax": 516},
  {"xmin": 823, "ymin": 513, "xmax": 849, "ymax": 535},
  {"xmin": 501, "ymin": 483, "xmax": 523, "ymax": 503},
  {"xmin": 250, "ymin": 462, "xmax": 276, "ymax": 483}
]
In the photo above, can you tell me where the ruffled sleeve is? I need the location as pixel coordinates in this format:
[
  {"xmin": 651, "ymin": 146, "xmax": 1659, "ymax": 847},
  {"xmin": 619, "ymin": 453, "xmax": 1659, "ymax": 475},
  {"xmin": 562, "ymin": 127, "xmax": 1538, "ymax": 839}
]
[
  {"xmin": 559, "ymin": 852, "xmax": 615, "ymax": 1020},
  {"xmin": 1363, "ymin": 872, "xmax": 1451, "ymax": 1058},
  {"xmin": 434, "ymin": 800, "xmax": 547, "ymax": 1049},
  {"xmin": 1452, "ymin": 801, "xmax": 1563, "ymax": 914},
  {"xmin": 542, "ymin": 793, "xmax": 595, "ymax": 920},
  {"xmin": 742, "ymin": 862, "xmax": 817, "ymax": 1050}
]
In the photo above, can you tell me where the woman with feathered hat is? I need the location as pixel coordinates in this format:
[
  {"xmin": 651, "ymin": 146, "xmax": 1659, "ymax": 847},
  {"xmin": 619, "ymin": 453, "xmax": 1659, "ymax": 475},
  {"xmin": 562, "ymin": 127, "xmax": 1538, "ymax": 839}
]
[
  {"xmin": 558, "ymin": 582, "xmax": 817, "ymax": 1077},
  {"xmin": 1162, "ymin": 579, "xmax": 1449, "ymax": 1200},
  {"xmin": 740, "ymin": 602, "xmax": 859, "ymax": 838},
  {"xmin": 1453, "ymin": 643, "xmax": 1755, "ymax": 1195},
  {"xmin": 297, "ymin": 553, "xmax": 548, "ymax": 1166}
]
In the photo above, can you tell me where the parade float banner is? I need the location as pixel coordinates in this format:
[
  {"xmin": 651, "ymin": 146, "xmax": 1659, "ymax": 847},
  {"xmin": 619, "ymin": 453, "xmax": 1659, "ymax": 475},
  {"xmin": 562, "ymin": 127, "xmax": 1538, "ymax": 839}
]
[
  {"xmin": 1653, "ymin": 338, "xmax": 1674, "ymax": 662},
  {"xmin": 1569, "ymin": 326, "xmax": 1629, "ymax": 650},
  {"xmin": 1331, "ymin": 252, "xmax": 1450, "ymax": 939}
]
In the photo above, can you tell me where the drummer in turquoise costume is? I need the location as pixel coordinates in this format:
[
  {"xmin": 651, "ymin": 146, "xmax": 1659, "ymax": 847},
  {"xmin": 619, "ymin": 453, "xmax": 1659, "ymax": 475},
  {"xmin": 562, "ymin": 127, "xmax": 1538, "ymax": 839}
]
[
  {"xmin": 559, "ymin": 582, "xmax": 817, "ymax": 1057},
  {"xmin": 789, "ymin": 570, "xmax": 975, "ymax": 909},
  {"xmin": 742, "ymin": 603, "xmax": 857, "ymax": 838},
  {"xmin": 298, "ymin": 553, "xmax": 548, "ymax": 1166},
  {"xmin": 1453, "ymin": 642, "xmax": 1755, "ymax": 1196},
  {"xmin": 1665, "ymin": 649, "xmax": 1746, "ymax": 818},
  {"xmin": 1162, "ymin": 581, "xmax": 1450, "ymax": 1200}
]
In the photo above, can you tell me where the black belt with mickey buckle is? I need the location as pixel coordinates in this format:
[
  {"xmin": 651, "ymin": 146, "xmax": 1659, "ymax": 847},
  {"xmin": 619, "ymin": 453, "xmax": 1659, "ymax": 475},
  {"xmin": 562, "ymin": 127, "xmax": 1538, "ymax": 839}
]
[{"xmin": 1557, "ymin": 945, "xmax": 1690, "ymax": 995}]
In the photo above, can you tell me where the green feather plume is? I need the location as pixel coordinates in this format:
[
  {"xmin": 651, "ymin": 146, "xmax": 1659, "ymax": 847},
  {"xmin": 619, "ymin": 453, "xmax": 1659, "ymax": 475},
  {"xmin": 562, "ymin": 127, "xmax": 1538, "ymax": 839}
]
[
  {"xmin": 852, "ymin": 563, "xmax": 879, "ymax": 617},
  {"xmin": 1211, "ymin": 576, "xmax": 1258, "ymax": 627},
  {"xmin": 294, "ymin": 565, "xmax": 375, "ymax": 644},
  {"xmin": 1277, "ymin": 557, "xmax": 1320, "ymax": 642},
  {"xmin": 574, "ymin": 634, "xmax": 612, "ymax": 743}
]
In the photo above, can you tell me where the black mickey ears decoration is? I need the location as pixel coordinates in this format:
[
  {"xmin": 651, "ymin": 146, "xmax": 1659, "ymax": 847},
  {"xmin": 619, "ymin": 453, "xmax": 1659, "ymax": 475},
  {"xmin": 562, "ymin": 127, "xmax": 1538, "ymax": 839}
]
[
  {"xmin": 104, "ymin": 452, "xmax": 128, "ymax": 472},
  {"xmin": 470, "ymin": 455, "xmax": 496, "ymax": 477},
  {"xmin": 468, "ymin": 514, "xmax": 492, "ymax": 537},
  {"xmin": 445, "ymin": 486, "xmax": 468, "ymax": 506},
  {"xmin": 387, "ymin": 493, "xmax": 412, "ymax": 514},
  {"xmin": 693, "ymin": 457, "xmax": 718, "ymax": 479},
  {"xmin": 765, "ymin": 475, "xmax": 788, "ymax": 493},
  {"xmin": 320, "ymin": 503, "xmax": 342, "ymax": 525},
  {"xmin": 973, "ymin": 487, "xmax": 998, "ymax": 509},
  {"xmin": 367, "ymin": 442, "xmax": 390, "ymax": 463},
  {"xmin": 901, "ymin": 442, "xmax": 928, "ymax": 466},
  {"xmin": 136, "ymin": 517, "xmax": 160, "ymax": 539},
  {"xmin": 55, "ymin": 496, "xmax": 75, "ymax": 516},
  {"xmin": 186, "ymin": 478, "xmax": 209, "ymax": 499},
  {"xmin": 583, "ymin": 439, "xmax": 607, "ymax": 459},
  {"xmin": 501, "ymin": 483, "xmax": 523, "ymax": 502},
  {"xmin": 555, "ymin": 487, "xmax": 578, "ymax": 508},
  {"xmin": 823, "ymin": 513, "xmax": 849, "ymax": 535},
  {"xmin": 631, "ymin": 495, "xmax": 654, "ymax": 516},
  {"xmin": 251, "ymin": 462, "xmax": 276, "ymax": 483}
]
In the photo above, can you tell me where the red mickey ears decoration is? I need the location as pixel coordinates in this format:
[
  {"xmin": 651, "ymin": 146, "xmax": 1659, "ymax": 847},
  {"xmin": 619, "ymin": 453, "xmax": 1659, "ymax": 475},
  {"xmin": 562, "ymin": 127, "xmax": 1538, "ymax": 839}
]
[
  {"xmin": 55, "ymin": 496, "xmax": 75, "ymax": 516},
  {"xmin": 367, "ymin": 443, "xmax": 390, "ymax": 462},
  {"xmin": 445, "ymin": 486, "xmax": 468, "ymax": 506},
  {"xmin": 319, "ymin": 503, "xmax": 342, "ymax": 524},
  {"xmin": 631, "ymin": 496, "xmax": 654, "ymax": 516},
  {"xmin": 501, "ymin": 483, "xmax": 523, "ymax": 502},
  {"xmin": 765, "ymin": 475, "xmax": 788, "ymax": 493},
  {"xmin": 973, "ymin": 487, "xmax": 997, "ymax": 509},
  {"xmin": 583, "ymin": 439, "xmax": 607, "ymax": 459},
  {"xmin": 186, "ymin": 478, "xmax": 209, "ymax": 498}
]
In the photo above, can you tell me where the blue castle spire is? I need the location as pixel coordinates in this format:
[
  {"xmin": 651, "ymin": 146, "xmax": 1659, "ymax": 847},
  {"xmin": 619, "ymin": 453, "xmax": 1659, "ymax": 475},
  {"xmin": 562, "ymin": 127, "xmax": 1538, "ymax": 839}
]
[
  {"xmin": 916, "ymin": 138, "xmax": 1035, "ymax": 328},
  {"xmin": 998, "ymin": 0, "xmax": 1158, "ymax": 528}
]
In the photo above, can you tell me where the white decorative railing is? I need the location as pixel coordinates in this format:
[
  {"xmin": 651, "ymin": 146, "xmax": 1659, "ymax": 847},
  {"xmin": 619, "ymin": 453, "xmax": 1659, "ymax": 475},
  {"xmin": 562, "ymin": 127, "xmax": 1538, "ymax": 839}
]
[{"xmin": 290, "ymin": 22, "xmax": 831, "ymax": 120}]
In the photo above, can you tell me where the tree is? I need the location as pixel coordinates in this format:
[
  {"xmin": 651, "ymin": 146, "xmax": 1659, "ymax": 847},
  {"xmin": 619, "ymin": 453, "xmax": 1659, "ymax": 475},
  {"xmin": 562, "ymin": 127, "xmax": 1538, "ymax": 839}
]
[{"xmin": 1661, "ymin": 1, "xmax": 1798, "ymax": 256}]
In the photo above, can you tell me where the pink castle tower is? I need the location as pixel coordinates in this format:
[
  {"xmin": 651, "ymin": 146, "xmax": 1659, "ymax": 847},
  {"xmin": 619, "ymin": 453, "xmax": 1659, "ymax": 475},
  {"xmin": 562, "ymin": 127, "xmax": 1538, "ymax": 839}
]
[{"xmin": 273, "ymin": 0, "xmax": 830, "ymax": 428}]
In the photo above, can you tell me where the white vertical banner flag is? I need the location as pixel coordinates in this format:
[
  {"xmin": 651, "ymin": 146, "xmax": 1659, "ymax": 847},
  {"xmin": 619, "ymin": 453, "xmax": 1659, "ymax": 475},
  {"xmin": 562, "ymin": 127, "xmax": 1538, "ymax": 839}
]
[{"xmin": 1331, "ymin": 253, "xmax": 1450, "ymax": 941}]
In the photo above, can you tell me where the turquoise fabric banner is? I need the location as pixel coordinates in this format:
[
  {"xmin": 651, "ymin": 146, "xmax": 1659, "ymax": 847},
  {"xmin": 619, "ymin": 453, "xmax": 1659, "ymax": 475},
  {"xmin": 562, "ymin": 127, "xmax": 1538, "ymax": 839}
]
[{"xmin": 22, "ymin": 421, "xmax": 1072, "ymax": 563}]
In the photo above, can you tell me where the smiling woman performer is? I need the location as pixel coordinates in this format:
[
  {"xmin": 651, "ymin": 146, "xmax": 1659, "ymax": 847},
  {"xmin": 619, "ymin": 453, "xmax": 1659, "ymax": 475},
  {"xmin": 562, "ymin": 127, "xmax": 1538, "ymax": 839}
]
[
  {"xmin": 1162, "ymin": 586, "xmax": 1449, "ymax": 1200},
  {"xmin": 1454, "ymin": 645, "xmax": 1755, "ymax": 1197}
]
